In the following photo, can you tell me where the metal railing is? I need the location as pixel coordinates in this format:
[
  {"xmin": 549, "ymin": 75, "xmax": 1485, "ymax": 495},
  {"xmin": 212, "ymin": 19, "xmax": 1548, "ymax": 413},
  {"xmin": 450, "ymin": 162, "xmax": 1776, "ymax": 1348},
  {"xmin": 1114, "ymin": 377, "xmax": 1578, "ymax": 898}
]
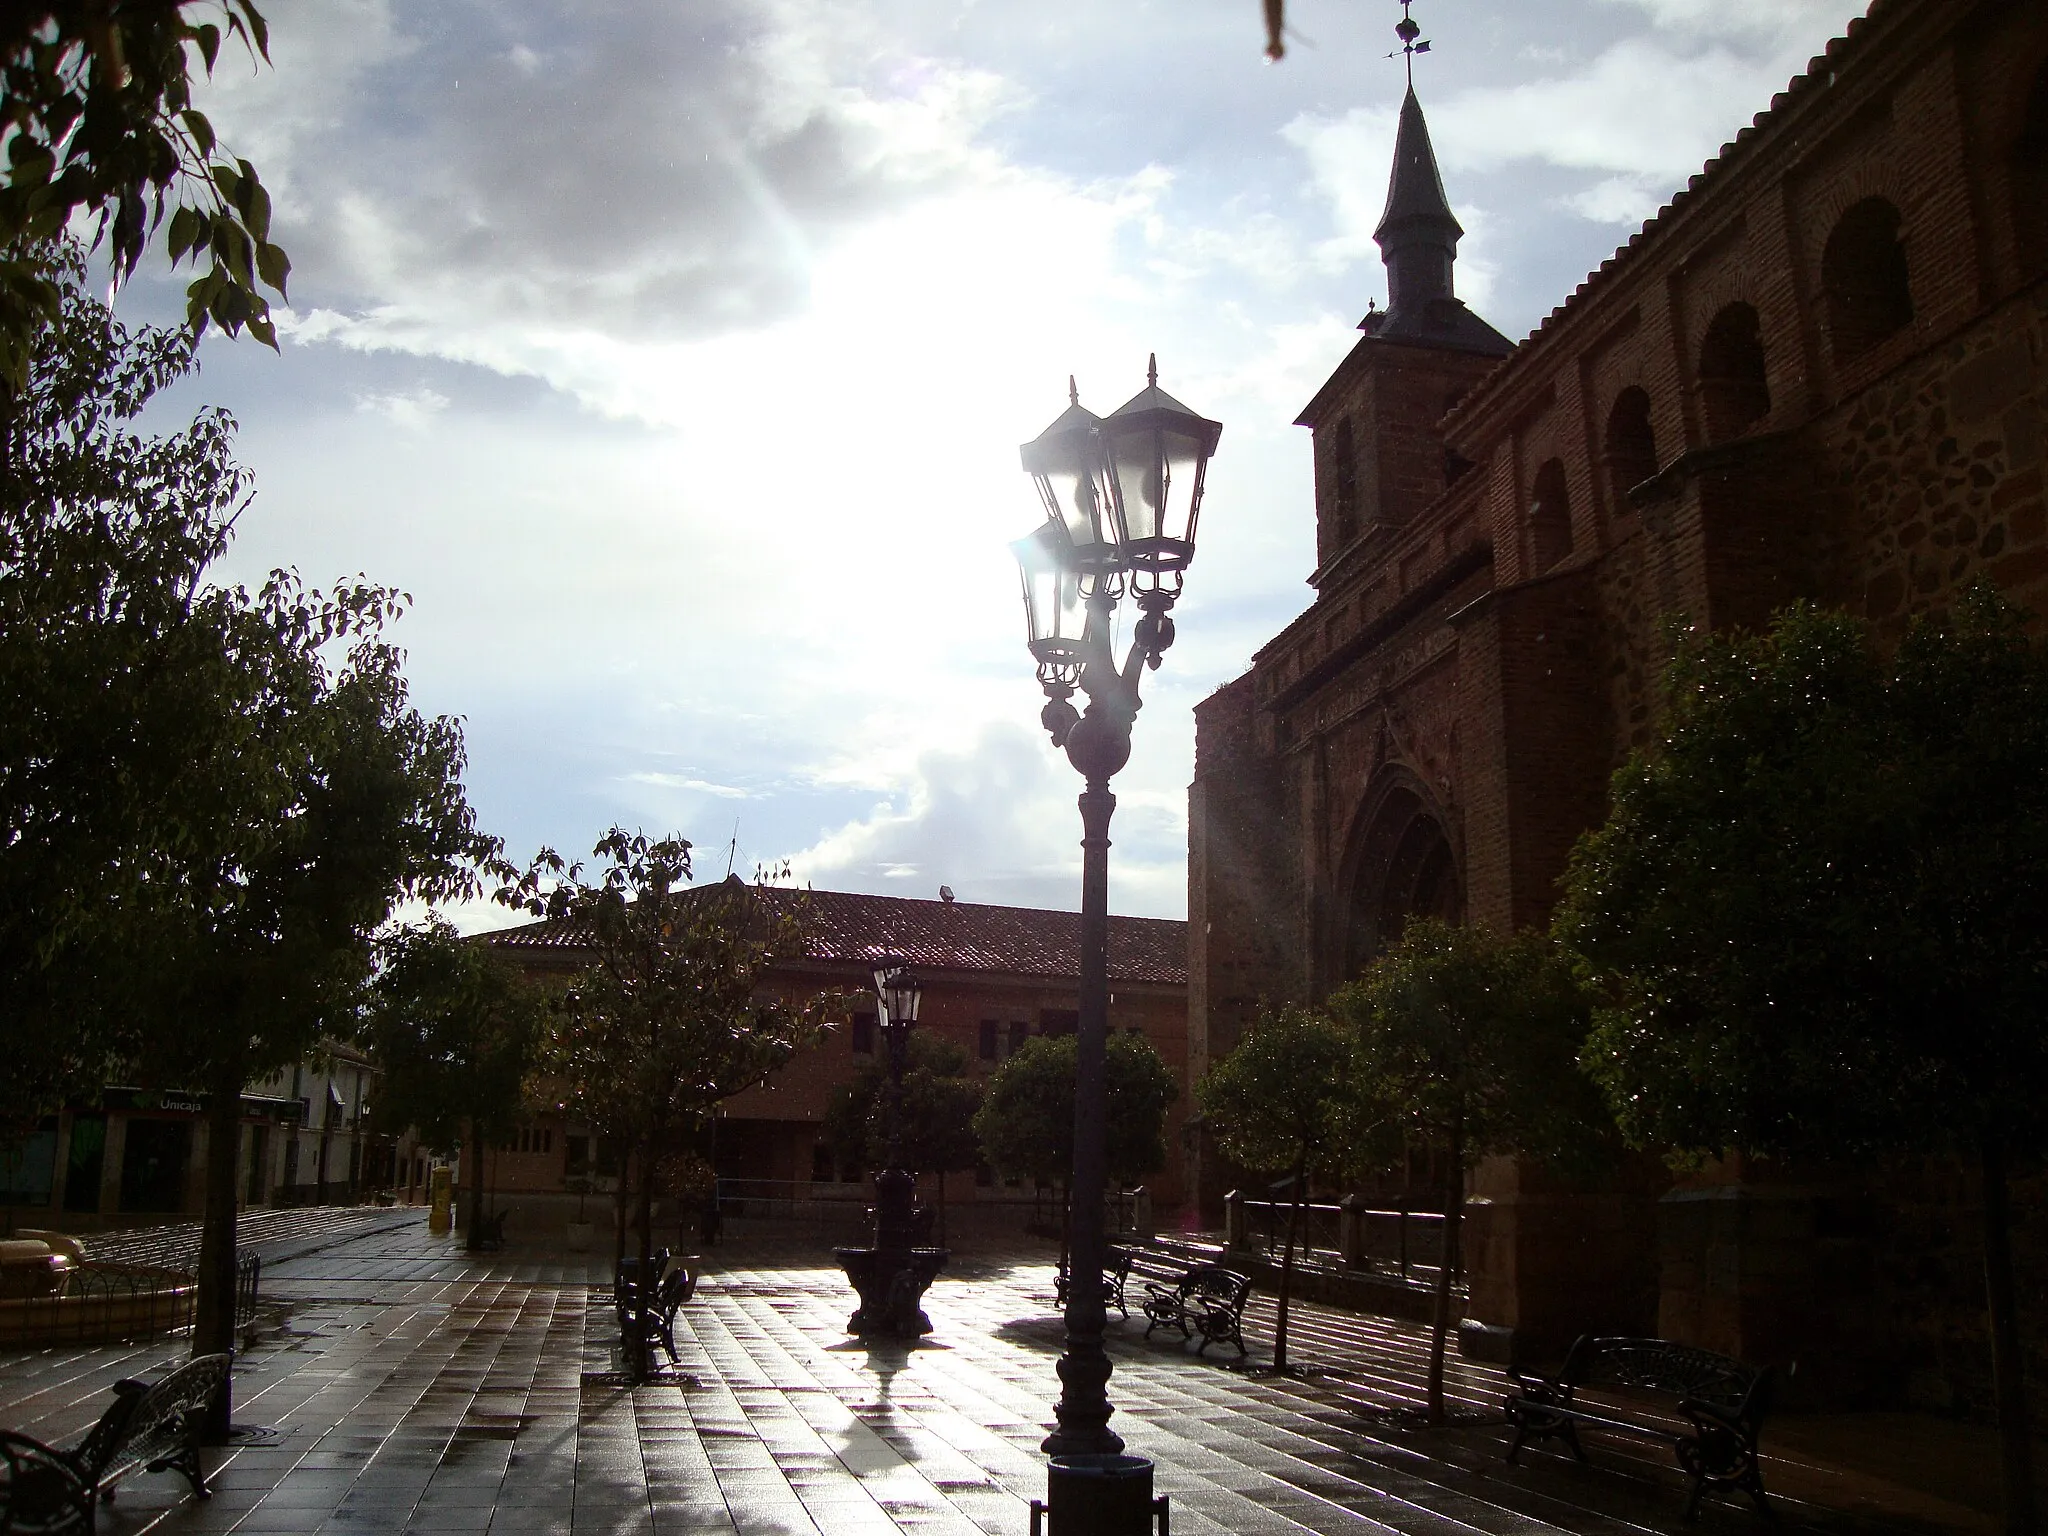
[
  {"xmin": 0, "ymin": 1252, "xmax": 261, "ymax": 1346},
  {"xmin": 235, "ymin": 1252, "xmax": 262, "ymax": 1327},
  {"xmin": 1228, "ymin": 1193, "xmax": 1454, "ymax": 1284}
]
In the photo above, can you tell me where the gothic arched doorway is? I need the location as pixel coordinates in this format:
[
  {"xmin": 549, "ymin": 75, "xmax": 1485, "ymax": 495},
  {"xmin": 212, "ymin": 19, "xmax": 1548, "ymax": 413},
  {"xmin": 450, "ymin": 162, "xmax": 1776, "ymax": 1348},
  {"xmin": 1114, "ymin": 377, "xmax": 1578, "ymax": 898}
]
[{"xmin": 1339, "ymin": 779, "xmax": 1462, "ymax": 981}]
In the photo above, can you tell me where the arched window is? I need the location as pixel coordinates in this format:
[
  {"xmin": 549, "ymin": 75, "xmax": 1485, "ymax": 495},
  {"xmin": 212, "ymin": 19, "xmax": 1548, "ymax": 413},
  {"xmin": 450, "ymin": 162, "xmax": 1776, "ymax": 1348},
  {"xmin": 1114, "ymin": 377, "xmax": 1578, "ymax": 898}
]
[
  {"xmin": 2014, "ymin": 61, "xmax": 2048, "ymax": 277},
  {"xmin": 1698, "ymin": 302, "xmax": 1771, "ymax": 441},
  {"xmin": 1822, "ymin": 197, "xmax": 1913, "ymax": 361},
  {"xmin": 1529, "ymin": 457, "xmax": 1573, "ymax": 573},
  {"xmin": 1604, "ymin": 387, "xmax": 1658, "ymax": 505}
]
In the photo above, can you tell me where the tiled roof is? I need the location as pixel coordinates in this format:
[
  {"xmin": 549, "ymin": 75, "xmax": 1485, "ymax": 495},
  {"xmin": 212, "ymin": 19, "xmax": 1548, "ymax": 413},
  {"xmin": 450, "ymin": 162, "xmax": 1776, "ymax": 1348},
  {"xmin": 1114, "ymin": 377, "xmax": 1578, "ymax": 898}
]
[
  {"xmin": 485, "ymin": 882, "xmax": 1188, "ymax": 987},
  {"xmin": 1446, "ymin": 1, "xmax": 1890, "ymax": 427}
]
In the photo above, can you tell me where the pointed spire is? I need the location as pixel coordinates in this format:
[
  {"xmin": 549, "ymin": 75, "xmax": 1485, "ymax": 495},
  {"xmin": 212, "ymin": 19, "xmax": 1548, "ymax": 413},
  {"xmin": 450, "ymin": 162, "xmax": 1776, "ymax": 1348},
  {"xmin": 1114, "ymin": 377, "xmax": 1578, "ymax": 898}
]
[
  {"xmin": 1360, "ymin": 83, "xmax": 1511, "ymax": 357},
  {"xmin": 1374, "ymin": 86, "xmax": 1463, "ymax": 314}
]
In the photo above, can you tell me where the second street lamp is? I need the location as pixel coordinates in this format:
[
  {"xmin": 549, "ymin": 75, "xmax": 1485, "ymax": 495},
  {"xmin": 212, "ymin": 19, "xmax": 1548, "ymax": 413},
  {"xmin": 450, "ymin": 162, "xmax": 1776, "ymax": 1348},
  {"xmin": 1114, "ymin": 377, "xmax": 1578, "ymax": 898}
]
[
  {"xmin": 1013, "ymin": 356, "xmax": 1221, "ymax": 1458},
  {"xmin": 833, "ymin": 956, "xmax": 945, "ymax": 1337}
]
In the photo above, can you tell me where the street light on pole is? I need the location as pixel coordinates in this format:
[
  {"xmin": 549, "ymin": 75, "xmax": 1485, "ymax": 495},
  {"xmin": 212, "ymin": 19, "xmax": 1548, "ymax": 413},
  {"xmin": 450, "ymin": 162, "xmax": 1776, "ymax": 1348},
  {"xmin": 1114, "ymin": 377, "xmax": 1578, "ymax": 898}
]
[
  {"xmin": 833, "ymin": 956, "xmax": 944, "ymax": 1337},
  {"xmin": 1013, "ymin": 357, "xmax": 1221, "ymax": 1459}
]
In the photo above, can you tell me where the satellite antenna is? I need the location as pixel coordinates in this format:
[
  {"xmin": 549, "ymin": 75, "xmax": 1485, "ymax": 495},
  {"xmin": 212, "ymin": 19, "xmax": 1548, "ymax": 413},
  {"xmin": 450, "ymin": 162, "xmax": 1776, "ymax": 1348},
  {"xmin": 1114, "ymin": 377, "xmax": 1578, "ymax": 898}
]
[{"xmin": 939, "ymin": 885, "xmax": 956, "ymax": 904}]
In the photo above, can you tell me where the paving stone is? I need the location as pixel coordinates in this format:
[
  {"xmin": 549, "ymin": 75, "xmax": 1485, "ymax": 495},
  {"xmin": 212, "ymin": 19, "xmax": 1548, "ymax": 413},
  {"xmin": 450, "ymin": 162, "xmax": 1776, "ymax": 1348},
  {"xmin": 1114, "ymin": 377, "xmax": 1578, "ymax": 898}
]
[{"xmin": 0, "ymin": 1221, "xmax": 1978, "ymax": 1536}]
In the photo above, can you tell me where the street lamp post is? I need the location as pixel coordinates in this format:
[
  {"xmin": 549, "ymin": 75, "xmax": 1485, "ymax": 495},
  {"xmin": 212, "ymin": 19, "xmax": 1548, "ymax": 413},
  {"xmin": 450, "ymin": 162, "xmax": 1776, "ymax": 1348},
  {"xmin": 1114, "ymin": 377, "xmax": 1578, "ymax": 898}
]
[
  {"xmin": 834, "ymin": 956, "xmax": 948, "ymax": 1337},
  {"xmin": 1013, "ymin": 358, "xmax": 1221, "ymax": 1458}
]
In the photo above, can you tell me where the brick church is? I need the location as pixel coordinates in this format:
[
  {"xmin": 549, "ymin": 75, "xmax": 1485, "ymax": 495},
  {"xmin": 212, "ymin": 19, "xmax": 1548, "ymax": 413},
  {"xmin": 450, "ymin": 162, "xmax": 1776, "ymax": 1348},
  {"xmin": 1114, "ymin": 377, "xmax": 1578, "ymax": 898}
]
[{"xmin": 1189, "ymin": 0, "xmax": 2047, "ymax": 1399}]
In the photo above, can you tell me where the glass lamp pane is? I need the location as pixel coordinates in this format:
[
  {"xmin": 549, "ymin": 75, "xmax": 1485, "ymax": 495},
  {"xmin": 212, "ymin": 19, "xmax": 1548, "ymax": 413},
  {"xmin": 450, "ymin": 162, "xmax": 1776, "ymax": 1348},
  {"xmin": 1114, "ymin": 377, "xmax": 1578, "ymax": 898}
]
[
  {"xmin": 1101, "ymin": 363, "xmax": 1221, "ymax": 576},
  {"xmin": 1013, "ymin": 526, "xmax": 1085, "ymax": 664},
  {"xmin": 1020, "ymin": 398, "xmax": 1118, "ymax": 573}
]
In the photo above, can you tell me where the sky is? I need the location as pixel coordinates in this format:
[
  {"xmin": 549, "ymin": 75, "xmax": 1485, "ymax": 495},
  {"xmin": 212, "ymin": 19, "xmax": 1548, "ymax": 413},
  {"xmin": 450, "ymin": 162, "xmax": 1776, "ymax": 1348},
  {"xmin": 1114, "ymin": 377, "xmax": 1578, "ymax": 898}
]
[{"xmin": 127, "ymin": 0, "xmax": 1867, "ymax": 925}]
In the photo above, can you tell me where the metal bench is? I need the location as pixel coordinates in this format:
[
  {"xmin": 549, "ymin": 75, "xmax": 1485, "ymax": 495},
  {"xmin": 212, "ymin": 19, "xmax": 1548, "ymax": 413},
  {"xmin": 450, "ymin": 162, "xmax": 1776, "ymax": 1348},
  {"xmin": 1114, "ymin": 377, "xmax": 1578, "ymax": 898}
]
[
  {"xmin": 1141, "ymin": 1263, "xmax": 1252, "ymax": 1359},
  {"xmin": 1504, "ymin": 1334, "xmax": 1775, "ymax": 1519},
  {"xmin": 0, "ymin": 1351, "xmax": 229, "ymax": 1535},
  {"xmin": 614, "ymin": 1255, "xmax": 695, "ymax": 1366},
  {"xmin": 1054, "ymin": 1247, "xmax": 1134, "ymax": 1319}
]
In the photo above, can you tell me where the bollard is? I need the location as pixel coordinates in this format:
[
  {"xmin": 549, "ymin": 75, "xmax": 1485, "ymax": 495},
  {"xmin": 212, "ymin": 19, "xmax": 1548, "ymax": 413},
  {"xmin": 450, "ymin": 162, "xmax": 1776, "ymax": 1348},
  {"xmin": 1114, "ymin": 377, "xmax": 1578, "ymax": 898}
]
[{"xmin": 1026, "ymin": 1454, "xmax": 1168, "ymax": 1536}]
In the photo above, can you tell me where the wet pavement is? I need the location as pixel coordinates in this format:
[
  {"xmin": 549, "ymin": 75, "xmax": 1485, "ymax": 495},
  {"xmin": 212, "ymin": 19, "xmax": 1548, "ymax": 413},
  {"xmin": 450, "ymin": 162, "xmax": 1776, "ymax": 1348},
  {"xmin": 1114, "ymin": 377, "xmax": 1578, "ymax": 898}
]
[{"xmin": 0, "ymin": 1215, "xmax": 2004, "ymax": 1536}]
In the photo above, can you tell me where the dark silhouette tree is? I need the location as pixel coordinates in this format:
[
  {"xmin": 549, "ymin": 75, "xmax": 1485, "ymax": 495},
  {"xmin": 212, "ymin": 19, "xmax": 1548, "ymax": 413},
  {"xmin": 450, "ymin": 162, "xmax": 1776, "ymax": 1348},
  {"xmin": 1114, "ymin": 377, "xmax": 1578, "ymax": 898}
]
[
  {"xmin": 823, "ymin": 1031, "xmax": 981, "ymax": 1239},
  {"xmin": 500, "ymin": 843, "xmax": 835, "ymax": 1373},
  {"xmin": 1196, "ymin": 1005, "xmax": 1386, "ymax": 1373},
  {"xmin": 366, "ymin": 920, "xmax": 545, "ymax": 1251},
  {"xmin": 1558, "ymin": 591, "xmax": 2048, "ymax": 1536},
  {"xmin": 0, "ymin": 239, "xmax": 245, "ymax": 1139},
  {"xmin": 972, "ymin": 1032, "xmax": 1176, "ymax": 1270},
  {"xmin": 1329, "ymin": 920, "xmax": 1600, "ymax": 1424}
]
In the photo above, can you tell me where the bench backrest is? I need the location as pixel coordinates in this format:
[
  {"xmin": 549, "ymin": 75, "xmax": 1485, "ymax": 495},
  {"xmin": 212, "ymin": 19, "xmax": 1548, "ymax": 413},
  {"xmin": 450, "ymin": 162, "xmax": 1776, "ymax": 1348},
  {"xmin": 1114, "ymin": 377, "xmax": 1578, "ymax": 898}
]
[
  {"xmin": 77, "ymin": 1353, "xmax": 231, "ymax": 1482},
  {"xmin": 1179, "ymin": 1266, "xmax": 1250, "ymax": 1308},
  {"xmin": 1564, "ymin": 1336, "xmax": 1768, "ymax": 1416}
]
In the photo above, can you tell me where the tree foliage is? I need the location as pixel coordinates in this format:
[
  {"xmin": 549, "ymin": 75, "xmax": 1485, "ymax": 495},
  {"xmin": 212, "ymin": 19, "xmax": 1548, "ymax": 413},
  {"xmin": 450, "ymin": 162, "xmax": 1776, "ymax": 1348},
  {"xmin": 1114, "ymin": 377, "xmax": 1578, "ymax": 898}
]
[
  {"xmin": 1197, "ymin": 1006, "xmax": 1384, "ymax": 1181},
  {"xmin": 1560, "ymin": 595, "xmax": 2048, "ymax": 1162},
  {"xmin": 1556, "ymin": 593, "xmax": 2048, "ymax": 1530},
  {"xmin": 0, "ymin": 238, "xmax": 247, "ymax": 1133},
  {"xmin": 2, "ymin": 4, "xmax": 289, "ymax": 391},
  {"xmin": 368, "ymin": 919, "xmax": 541, "ymax": 1154},
  {"xmin": 972, "ymin": 1032, "xmax": 1177, "ymax": 1189},
  {"xmin": 366, "ymin": 920, "xmax": 544, "ymax": 1248},
  {"xmin": 1330, "ymin": 919, "xmax": 1599, "ymax": 1421},
  {"xmin": 499, "ymin": 836, "xmax": 835, "ymax": 1310},
  {"xmin": 1197, "ymin": 1005, "xmax": 1387, "ymax": 1371},
  {"xmin": 824, "ymin": 1031, "xmax": 981, "ymax": 1181}
]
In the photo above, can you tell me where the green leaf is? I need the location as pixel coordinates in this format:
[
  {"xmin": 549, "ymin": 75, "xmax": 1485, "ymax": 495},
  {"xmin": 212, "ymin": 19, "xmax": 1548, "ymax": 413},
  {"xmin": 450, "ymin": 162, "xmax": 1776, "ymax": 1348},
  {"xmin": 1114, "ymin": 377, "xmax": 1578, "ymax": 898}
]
[
  {"xmin": 255, "ymin": 239, "xmax": 290, "ymax": 297},
  {"xmin": 167, "ymin": 205, "xmax": 204, "ymax": 263}
]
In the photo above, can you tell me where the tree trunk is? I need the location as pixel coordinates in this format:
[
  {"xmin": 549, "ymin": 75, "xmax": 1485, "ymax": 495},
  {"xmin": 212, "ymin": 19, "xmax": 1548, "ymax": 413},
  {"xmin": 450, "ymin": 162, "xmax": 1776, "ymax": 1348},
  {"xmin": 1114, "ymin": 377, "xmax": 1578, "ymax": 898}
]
[
  {"xmin": 464, "ymin": 1122, "xmax": 487, "ymax": 1251},
  {"xmin": 628, "ymin": 1135, "xmax": 656, "ymax": 1380},
  {"xmin": 1426, "ymin": 1119, "xmax": 1464, "ymax": 1427},
  {"xmin": 1273, "ymin": 1153, "xmax": 1306, "ymax": 1374},
  {"xmin": 612, "ymin": 1153, "xmax": 630, "ymax": 1276},
  {"xmin": 1982, "ymin": 1135, "xmax": 2037, "ymax": 1536},
  {"xmin": 196, "ymin": 1058, "xmax": 244, "ymax": 1443}
]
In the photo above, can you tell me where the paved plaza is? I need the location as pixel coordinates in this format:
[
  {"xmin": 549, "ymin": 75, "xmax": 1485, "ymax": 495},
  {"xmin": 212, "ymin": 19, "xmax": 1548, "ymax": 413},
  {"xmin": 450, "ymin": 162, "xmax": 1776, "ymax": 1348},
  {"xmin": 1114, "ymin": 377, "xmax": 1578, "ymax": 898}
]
[{"xmin": 0, "ymin": 1215, "xmax": 2011, "ymax": 1536}]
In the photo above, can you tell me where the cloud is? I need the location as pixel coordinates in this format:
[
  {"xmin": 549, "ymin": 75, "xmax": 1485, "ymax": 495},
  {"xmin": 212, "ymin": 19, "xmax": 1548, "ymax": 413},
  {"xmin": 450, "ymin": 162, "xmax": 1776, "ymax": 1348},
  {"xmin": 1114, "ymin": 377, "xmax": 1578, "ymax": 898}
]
[
  {"xmin": 625, "ymin": 772, "xmax": 755, "ymax": 799},
  {"xmin": 1286, "ymin": 10, "xmax": 1868, "ymax": 241},
  {"xmin": 352, "ymin": 384, "xmax": 449, "ymax": 429},
  {"xmin": 785, "ymin": 720, "xmax": 1185, "ymax": 918},
  {"xmin": 206, "ymin": 0, "xmax": 1036, "ymax": 356},
  {"xmin": 1593, "ymin": 0, "xmax": 1865, "ymax": 46}
]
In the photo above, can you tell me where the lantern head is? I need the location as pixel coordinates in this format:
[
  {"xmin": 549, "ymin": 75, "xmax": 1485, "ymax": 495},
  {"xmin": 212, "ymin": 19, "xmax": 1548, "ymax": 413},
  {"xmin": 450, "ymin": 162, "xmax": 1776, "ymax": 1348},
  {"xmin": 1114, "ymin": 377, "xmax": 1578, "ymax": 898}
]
[
  {"xmin": 1020, "ymin": 378, "xmax": 1120, "ymax": 582},
  {"xmin": 1100, "ymin": 355, "xmax": 1222, "ymax": 606}
]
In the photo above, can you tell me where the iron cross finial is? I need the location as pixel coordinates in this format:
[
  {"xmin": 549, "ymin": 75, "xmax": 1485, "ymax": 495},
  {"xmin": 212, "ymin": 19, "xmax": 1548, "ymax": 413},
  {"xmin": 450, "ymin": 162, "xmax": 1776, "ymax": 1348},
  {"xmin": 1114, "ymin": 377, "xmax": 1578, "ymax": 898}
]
[{"xmin": 1391, "ymin": 0, "xmax": 1431, "ymax": 86}]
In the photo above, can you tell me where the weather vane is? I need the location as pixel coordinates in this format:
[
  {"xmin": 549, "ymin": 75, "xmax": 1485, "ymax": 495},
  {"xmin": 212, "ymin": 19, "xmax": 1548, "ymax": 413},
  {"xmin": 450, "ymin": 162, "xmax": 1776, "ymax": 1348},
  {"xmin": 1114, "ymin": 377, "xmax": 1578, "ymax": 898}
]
[{"xmin": 1389, "ymin": 0, "xmax": 1431, "ymax": 85}]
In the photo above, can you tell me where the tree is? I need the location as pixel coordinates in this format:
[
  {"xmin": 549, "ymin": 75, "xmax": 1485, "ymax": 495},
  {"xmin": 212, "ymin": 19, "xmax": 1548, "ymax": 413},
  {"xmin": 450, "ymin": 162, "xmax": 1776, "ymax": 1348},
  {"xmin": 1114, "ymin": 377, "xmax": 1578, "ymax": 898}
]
[
  {"xmin": 1329, "ymin": 919, "xmax": 1601, "ymax": 1424},
  {"xmin": 128, "ymin": 570, "xmax": 500, "ymax": 1431},
  {"xmin": 366, "ymin": 919, "xmax": 545, "ymax": 1251},
  {"xmin": 500, "ymin": 839, "xmax": 833, "ymax": 1369},
  {"xmin": 823, "ymin": 1031, "xmax": 981, "ymax": 1238},
  {"xmin": 2, "ymin": 3, "xmax": 288, "ymax": 390},
  {"xmin": 973, "ymin": 1032, "xmax": 1177, "ymax": 1266},
  {"xmin": 0, "ymin": 238, "xmax": 246, "ymax": 1139},
  {"xmin": 1557, "ymin": 593, "xmax": 2048, "ymax": 1536},
  {"xmin": 1196, "ymin": 1006, "xmax": 1385, "ymax": 1373}
]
